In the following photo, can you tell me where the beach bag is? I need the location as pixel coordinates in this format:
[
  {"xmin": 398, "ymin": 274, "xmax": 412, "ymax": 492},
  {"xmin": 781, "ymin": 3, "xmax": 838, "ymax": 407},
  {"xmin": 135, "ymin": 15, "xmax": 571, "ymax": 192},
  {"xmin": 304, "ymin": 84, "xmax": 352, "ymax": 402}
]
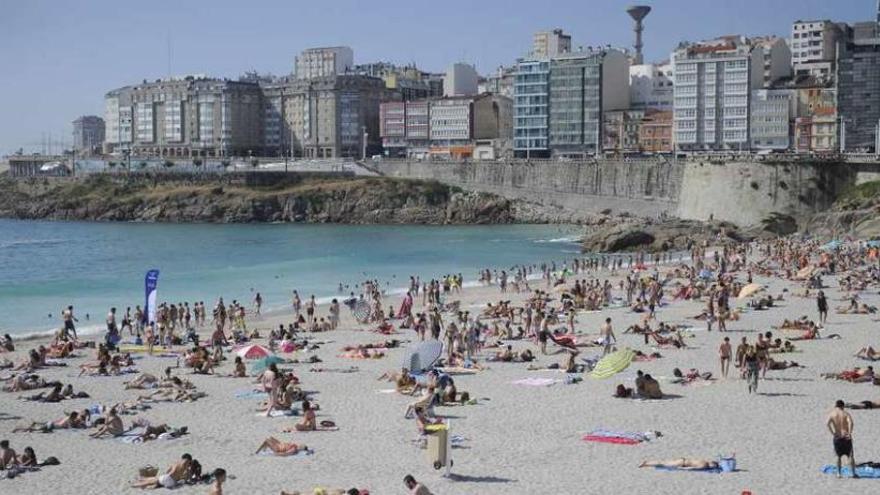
[
  {"xmin": 41, "ymin": 456, "xmax": 60, "ymax": 466},
  {"xmin": 139, "ymin": 466, "xmax": 159, "ymax": 478},
  {"xmin": 719, "ymin": 456, "xmax": 736, "ymax": 472}
]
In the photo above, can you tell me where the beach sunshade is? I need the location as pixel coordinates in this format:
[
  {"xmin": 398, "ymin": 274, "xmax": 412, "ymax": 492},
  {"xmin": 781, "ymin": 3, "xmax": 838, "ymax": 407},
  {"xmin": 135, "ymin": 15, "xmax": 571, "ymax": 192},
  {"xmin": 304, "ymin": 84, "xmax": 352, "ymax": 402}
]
[
  {"xmin": 236, "ymin": 344, "xmax": 272, "ymax": 359},
  {"xmin": 251, "ymin": 355, "xmax": 286, "ymax": 374},
  {"xmin": 402, "ymin": 339, "xmax": 443, "ymax": 372},
  {"xmin": 738, "ymin": 283, "xmax": 763, "ymax": 299},
  {"xmin": 590, "ymin": 348, "xmax": 636, "ymax": 379},
  {"xmin": 351, "ymin": 300, "xmax": 371, "ymax": 323},
  {"xmin": 698, "ymin": 269, "xmax": 713, "ymax": 280},
  {"xmin": 867, "ymin": 240, "xmax": 880, "ymax": 248}
]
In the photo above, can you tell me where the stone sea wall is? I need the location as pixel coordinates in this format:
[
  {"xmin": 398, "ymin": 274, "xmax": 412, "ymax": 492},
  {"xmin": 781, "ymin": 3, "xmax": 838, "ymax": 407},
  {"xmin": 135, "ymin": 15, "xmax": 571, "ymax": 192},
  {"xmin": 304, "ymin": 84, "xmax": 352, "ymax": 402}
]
[{"xmin": 371, "ymin": 158, "xmax": 880, "ymax": 226}]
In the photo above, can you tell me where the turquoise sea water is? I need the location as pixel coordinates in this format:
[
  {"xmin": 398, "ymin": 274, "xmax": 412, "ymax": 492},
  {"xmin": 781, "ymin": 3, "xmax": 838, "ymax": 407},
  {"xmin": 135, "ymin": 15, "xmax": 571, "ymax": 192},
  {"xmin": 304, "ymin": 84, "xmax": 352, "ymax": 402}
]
[{"xmin": 0, "ymin": 219, "xmax": 582, "ymax": 336}]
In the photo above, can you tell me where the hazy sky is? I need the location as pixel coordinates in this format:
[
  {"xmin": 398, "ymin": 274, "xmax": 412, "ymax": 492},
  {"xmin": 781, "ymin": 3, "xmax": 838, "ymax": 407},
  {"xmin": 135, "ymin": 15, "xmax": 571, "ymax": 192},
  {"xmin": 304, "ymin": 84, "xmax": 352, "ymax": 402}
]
[{"xmin": 0, "ymin": 0, "xmax": 873, "ymax": 156}]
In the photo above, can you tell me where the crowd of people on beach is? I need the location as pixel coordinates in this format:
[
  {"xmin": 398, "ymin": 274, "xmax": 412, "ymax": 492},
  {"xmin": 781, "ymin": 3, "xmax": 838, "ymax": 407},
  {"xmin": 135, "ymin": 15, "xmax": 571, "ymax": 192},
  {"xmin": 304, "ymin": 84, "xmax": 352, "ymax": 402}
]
[{"xmin": 5, "ymin": 233, "xmax": 880, "ymax": 490}]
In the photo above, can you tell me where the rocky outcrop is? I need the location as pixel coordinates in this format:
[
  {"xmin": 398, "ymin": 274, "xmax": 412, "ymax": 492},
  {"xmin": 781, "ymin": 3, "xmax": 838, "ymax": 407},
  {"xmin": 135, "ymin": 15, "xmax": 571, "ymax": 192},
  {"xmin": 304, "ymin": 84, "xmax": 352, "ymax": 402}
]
[
  {"xmin": 802, "ymin": 181, "xmax": 880, "ymax": 238},
  {"xmin": 581, "ymin": 217, "xmax": 747, "ymax": 253},
  {"xmin": 0, "ymin": 174, "xmax": 563, "ymax": 225}
]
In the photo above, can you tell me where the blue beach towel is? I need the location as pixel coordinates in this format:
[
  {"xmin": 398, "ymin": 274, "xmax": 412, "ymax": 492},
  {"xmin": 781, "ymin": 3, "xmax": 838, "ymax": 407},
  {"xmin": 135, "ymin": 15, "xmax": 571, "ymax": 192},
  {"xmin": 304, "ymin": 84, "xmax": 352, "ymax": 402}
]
[
  {"xmin": 654, "ymin": 466, "xmax": 723, "ymax": 473},
  {"xmin": 821, "ymin": 465, "xmax": 880, "ymax": 478},
  {"xmin": 234, "ymin": 390, "xmax": 268, "ymax": 400}
]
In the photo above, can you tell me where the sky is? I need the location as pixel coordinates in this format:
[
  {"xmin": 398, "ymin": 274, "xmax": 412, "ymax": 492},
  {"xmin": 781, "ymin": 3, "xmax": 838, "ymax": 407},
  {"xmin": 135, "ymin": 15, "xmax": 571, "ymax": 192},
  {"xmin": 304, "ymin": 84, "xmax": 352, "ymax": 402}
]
[{"xmin": 0, "ymin": 0, "xmax": 874, "ymax": 156}]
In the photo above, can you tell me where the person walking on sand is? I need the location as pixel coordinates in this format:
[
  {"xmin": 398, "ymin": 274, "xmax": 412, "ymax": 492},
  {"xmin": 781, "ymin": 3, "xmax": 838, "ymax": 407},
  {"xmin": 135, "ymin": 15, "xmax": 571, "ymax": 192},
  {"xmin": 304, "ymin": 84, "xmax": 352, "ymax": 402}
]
[
  {"xmin": 600, "ymin": 318, "xmax": 616, "ymax": 356},
  {"xmin": 817, "ymin": 290, "xmax": 828, "ymax": 325},
  {"xmin": 719, "ymin": 337, "xmax": 731, "ymax": 379},
  {"xmin": 827, "ymin": 399, "xmax": 858, "ymax": 478},
  {"xmin": 62, "ymin": 305, "xmax": 78, "ymax": 341}
]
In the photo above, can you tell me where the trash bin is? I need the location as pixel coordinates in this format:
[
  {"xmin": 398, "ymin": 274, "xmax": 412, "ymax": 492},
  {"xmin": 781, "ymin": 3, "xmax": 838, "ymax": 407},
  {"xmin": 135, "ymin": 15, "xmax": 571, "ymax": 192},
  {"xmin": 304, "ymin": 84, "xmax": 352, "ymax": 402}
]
[{"xmin": 425, "ymin": 423, "xmax": 449, "ymax": 470}]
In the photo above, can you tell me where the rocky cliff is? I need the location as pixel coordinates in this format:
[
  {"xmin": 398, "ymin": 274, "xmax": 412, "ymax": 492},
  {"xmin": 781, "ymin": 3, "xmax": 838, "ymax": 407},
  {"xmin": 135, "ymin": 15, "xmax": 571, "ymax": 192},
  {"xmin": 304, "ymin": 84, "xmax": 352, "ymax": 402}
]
[
  {"xmin": 803, "ymin": 180, "xmax": 880, "ymax": 238},
  {"xmin": 0, "ymin": 174, "xmax": 564, "ymax": 225}
]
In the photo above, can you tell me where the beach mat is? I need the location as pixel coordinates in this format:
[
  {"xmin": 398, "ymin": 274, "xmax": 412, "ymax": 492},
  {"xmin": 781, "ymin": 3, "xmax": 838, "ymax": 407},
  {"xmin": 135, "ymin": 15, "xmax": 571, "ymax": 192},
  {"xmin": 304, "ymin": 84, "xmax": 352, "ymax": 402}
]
[{"xmin": 821, "ymin": 465, "xmax": 880, "ymax": 478}]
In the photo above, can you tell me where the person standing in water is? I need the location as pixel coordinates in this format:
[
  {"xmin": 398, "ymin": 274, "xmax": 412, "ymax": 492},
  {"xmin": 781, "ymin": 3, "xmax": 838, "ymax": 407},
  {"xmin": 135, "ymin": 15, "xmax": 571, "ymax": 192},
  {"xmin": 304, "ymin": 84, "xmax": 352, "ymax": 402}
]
[
  {"xmin": 254, "ymin": 292, "xmax": 262, "ymax": 316},
  {"xmin": 827, "ymin": 399, "xmax": 858, "ymax": 478}
]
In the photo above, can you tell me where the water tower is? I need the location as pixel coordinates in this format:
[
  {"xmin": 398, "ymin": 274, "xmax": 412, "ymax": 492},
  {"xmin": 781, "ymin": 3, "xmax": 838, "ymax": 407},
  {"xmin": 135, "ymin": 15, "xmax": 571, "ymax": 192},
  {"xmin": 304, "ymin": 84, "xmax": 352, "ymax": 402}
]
[{"xmin": 626, "ymin": 5, "xmax": 652, "ymax": 65}]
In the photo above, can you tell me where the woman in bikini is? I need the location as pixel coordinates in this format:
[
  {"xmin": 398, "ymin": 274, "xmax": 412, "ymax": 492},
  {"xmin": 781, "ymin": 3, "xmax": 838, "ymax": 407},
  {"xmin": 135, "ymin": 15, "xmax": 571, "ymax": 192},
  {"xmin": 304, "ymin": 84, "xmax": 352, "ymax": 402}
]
[{"xmin": 255, "ymin": 437, "xmax": 307, "ymax": 456}]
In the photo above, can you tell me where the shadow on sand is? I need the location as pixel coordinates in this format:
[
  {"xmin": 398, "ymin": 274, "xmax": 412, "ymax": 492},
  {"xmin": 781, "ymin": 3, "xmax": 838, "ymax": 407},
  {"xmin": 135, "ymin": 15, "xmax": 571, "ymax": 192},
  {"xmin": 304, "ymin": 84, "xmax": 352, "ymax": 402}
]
[{"xmin": 447, "ymin": 473, "xmax": 516, "ymax": 483}]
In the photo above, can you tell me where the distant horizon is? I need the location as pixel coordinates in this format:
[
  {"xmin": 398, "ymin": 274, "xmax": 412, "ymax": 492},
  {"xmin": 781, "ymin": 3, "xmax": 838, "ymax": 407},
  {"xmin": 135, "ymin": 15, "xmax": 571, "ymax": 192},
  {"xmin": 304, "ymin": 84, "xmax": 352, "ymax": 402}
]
[{"xmin": 0, "ymin": 0, "xmax": 874, "ymax": 156}]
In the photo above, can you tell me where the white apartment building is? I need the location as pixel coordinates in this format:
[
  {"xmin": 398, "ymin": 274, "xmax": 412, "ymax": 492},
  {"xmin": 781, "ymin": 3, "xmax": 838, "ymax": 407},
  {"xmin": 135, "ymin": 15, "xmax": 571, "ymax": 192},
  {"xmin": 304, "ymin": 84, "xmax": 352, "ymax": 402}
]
[
  {"xmin": 791, "ymin": 20, "xmax": 845, "ymax": 79},
  {"xmin": 673, "ymin": 36, "xmax": 787, "ymax": 151},
  {"xmin": 295, "ymin": 47, "xmax": 354, "ymax": 80},
  {"xmin": 750, "ymin": 89, "xmax": 794, "ymax": 150},
  {"xmin": 443, "ymin": 63, "xmax": 479, "ymax": 97},
  {"xmin": 629, "ymin": 61, "xmax": 674, "ymax": 111},
  {"xmin": 532, "ymin": 29, "xmax": 572, "ymax": 58},
  {"xmin": 430, "ymin": 97, "xmax": 472, "ymax": 143}
]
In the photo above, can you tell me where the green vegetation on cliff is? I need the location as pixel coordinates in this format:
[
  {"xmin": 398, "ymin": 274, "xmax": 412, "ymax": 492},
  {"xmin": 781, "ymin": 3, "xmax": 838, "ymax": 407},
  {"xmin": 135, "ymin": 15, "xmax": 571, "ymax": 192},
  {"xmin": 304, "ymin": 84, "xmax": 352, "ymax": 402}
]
[{"xmin": 0, "ymin": 173, "xmax": 525, "ymax": 224}]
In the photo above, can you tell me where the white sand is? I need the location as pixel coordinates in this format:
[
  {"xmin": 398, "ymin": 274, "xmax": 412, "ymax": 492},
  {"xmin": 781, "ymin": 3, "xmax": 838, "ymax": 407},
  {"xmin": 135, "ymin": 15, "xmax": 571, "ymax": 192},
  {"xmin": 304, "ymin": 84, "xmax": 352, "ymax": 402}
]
[{"xmin": 3, "ymin": 260, "xmax": 880, "ymax": 494}]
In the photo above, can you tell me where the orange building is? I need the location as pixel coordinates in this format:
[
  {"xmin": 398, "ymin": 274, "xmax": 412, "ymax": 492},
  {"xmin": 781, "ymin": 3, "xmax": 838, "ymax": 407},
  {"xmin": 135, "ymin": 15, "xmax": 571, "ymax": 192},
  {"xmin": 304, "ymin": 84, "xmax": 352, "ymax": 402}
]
[{"xmin": 638, "ymin": 110, "xmax": 673, "ymax": 153}]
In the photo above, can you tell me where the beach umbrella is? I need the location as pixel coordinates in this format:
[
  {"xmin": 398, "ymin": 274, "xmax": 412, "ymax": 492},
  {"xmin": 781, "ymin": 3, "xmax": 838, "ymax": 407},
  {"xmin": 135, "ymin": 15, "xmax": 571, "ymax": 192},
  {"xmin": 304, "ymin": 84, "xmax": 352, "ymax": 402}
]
[
  {"xmin": 402, "ymin": 339, "xmax": 443, "ymax": 372},
  {"xmin": 738, "ymin": 283, "xmax": 763, "ymax": 299},
  {"xmin": 235, "ymin": 344, "xmax": 272, "ymax": 359},
  {"xmin": 698, "ymin": 269, "xmax": 713, "ymax": 280},
  {"xmin": 590, "ymin": 348, "xmax": 636, "ymax": 379},
  {"xmin": 867, "ymin": 240, "xmax": 880, "ymax": 248},
  {"xmin": 250, "ymin": 355, "xmax": 286, "ymax": 374}
]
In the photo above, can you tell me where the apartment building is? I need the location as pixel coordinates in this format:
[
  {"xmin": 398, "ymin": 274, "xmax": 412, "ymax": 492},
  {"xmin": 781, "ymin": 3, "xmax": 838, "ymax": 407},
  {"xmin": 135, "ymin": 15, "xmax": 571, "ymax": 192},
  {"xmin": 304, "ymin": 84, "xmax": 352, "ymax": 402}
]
[
  {"xmin": 295, "ymin": 47, "xmax": 354, "ymax": 80},
  {"xmin": 672, "ymin": 36, "xmax": 788, "ymax": 151}
]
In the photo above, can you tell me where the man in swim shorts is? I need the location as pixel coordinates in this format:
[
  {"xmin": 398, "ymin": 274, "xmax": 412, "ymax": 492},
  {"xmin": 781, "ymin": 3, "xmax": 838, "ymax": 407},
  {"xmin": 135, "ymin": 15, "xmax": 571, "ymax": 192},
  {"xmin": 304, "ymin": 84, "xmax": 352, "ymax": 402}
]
[{"xmin": 827, "ymin": 399, "xmax": 858, "ymax": 478}]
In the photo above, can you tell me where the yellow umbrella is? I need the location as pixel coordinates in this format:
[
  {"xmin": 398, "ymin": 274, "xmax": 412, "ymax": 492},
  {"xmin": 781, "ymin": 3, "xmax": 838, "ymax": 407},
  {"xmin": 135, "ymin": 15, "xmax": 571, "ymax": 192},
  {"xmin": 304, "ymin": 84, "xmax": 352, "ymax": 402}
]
[
  {"xmin": 590, "ymin": 348, "xmax": 636, "ymax": 379},
  {"xmin": 738, "ymin": 283, "xmax": 763, "ymax": 299}
]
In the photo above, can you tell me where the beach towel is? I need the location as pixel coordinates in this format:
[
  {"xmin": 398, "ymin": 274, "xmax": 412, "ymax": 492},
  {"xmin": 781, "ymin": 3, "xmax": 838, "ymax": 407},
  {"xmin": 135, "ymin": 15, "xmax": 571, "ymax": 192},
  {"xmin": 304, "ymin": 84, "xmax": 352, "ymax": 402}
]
[
  {"xmin": 256, "ymin": 448, "xmax": 314, "ymax": 457},
  {"xmin": 257, "ymin": 409, "xmax": 300, "ymax": 418},
  {"xmin": 512, "ymin": 377, "xmax": 559, "ymax": 387},
  {"xmin": 821, "ymin": 465, "xmax": 880, "ymax": 478},
  {"xmin": 654, "ymin": 465, "xmax": 722, "ymax": 473},
  {"xmin": 582, "ymin": 429, "xmax": 657, "ymax": 445},
  {"xmin": 234, "ymin": 390, "xmax": 268, "ymax": 400}
]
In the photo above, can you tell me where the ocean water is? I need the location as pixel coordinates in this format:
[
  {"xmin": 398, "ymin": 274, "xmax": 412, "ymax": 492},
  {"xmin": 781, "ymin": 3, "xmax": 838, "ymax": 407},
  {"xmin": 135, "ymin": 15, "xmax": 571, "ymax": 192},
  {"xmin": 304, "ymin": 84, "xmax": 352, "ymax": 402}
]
[{"xmin": 0, "ymin": 219, "xmax": 582, "ymax": 336}]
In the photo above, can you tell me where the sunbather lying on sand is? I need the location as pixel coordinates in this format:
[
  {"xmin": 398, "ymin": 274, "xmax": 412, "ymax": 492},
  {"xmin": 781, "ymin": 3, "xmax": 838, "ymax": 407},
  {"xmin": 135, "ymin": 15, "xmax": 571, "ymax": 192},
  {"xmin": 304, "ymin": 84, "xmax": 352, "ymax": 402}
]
[
  {"xmin": 846, "ymin": 399, "xmax": 880, "ymax": 410},
  {"xmin": 855, "ymin": 347, "xmax": 880, "ymax": 361},
  {"xmin": 822, "ymin": 366, "xmax": 874, "ymax": 382},
  {"xmin": 255, "ymin": 437, "xmax": 308, "ymax": 456},
  {"xmin": 130, "ymin": 454, "xmax": 192, "ymax": 489},
  {"xmin": 766, "ymin": 358, "xmax": 802, "ymax": 370},
  {"xmin": 639, "ymin": 458, "xmax": 720, "ymax": 470},
  {"xmin": 134, "ymin": 424, "xmax": 189, "ymax": 442},
  {"xmin": 13, "ymin": 411, "xmax": 86, "ymax": 433}
]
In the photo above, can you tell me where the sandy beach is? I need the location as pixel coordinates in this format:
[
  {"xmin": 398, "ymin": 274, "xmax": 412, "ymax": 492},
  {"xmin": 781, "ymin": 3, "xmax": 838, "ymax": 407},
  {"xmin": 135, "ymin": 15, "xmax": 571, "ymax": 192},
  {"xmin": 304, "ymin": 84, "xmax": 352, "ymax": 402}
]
[{"xmin": 2, "ymin": 247, "xmax": 880, "ymax": 494}]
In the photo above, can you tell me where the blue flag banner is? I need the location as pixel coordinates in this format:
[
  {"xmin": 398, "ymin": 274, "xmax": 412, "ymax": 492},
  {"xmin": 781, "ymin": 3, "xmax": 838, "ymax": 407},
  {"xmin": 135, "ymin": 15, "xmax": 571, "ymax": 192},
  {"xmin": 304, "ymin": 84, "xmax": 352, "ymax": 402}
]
[{"xmin": 144, "ymin": 269, "xmax": 160, "ymax": 324}]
